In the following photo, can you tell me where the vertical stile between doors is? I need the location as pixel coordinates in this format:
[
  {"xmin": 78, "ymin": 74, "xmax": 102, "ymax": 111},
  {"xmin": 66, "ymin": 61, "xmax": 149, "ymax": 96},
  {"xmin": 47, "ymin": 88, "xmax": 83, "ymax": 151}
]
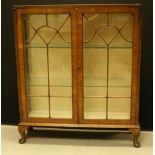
[
  {"xmin": 71, "ymin": 8, "xmax": 79, "ymax": 123},
  {"xmin": 77, "ymin": 10, "xmax": 84, "ymax": 122}
]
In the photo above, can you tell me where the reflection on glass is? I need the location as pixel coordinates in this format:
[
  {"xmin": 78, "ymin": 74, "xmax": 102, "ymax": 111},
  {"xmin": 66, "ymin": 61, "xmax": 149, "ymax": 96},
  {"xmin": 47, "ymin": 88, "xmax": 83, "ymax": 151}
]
[
  {"xmin": 83, "ymin": 13, "xmax": 133, "ymax": 120},
  {"xmin": 23, "ymin": 14, "xmax": 72, "ymax": 118}
]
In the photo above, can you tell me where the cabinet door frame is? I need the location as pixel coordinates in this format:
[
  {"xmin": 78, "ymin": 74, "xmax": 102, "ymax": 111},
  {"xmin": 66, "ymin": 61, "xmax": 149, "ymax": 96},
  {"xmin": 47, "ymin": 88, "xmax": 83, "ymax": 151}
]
[
  {"xmin": 77, "ymin": 5, "xmax": 141, "ymax": 125},
  {"xmin": 14, "ymin": 6, "xmax": 79, "ymax": 124}
]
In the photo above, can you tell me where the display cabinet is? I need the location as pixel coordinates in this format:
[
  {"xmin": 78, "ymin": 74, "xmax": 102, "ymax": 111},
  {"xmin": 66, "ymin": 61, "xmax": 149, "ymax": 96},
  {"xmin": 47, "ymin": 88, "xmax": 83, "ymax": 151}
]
[{"xmin": 13, "ymin": 4, "xmax": 141, "ymax": 147}]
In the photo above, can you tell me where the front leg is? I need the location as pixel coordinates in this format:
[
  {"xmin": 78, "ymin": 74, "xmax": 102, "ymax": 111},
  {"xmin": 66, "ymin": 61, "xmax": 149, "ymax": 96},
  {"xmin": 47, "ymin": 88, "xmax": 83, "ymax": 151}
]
[
  {"xmin": 129, "ymin": 128, "xmax": 141, "ymax": 148},
  {"xmin": 18, "ymin": 125, "xmax": 29, "ymax": 144}
]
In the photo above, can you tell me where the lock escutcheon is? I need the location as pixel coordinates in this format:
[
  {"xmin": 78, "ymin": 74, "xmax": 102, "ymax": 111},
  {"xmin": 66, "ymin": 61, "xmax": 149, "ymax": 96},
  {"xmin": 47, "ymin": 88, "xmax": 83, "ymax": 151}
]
[{"xmin": 78, "ymin": 65, "xmax": 81, "ymax": 70}]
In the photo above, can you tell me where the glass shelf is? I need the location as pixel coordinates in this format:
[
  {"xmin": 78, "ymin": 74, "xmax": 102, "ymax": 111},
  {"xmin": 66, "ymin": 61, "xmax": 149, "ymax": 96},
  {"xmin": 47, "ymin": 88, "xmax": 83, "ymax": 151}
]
[
  {"xmin": 28, "ymin": 110, "xmax": 72, "ymax": 118},
  {"xmin": 26, "ymin": 84, "xmax": 130, "ymax": 87},
  {"xmin": 83, "ymin": 43, "xmax": 132, "ymax": 48},
  {"xmin": 84, "ymin": 96, "xmax": 131, "ymax": 98},
  {"xmin": 26, "ymin": 78, "xmax": 131, "ymax": 87},
  {"xmin": 27, "ymin": 95, "xmax": 72, "ymax": 98},
  {"xmin": 24, "ymin": 42, "xmax": 132, "ymax": 48},
  {"xmin": 84, "ymin": 112, "xmax": 130, "ymax": 120}
]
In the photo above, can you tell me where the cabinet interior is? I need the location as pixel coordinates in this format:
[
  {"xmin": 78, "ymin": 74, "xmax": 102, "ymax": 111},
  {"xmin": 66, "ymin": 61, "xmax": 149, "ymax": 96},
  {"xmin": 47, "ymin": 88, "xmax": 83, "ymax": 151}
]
[{"xmin": 23, "ymin": 13, "xmax": 133, "ymax": 120}]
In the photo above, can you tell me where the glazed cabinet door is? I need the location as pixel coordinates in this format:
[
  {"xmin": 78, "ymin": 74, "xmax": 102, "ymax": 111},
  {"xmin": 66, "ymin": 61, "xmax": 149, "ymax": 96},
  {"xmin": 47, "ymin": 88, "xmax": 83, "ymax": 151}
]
[
  {"xmin": 78, "ymin": 6, "xmax": 141, "ymax": 124},
  {"xmin": 15, "ymin": 7, "xmax": 78, "ymax": 123}
]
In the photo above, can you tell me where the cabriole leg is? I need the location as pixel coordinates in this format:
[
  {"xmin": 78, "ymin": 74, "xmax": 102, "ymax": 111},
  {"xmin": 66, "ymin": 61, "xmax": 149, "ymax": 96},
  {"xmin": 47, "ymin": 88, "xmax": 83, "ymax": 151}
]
[
  {"xmin": 18, "ymin": 125, "xmax": 29, "ymax": 144},
  {"xmin": 129, "ymin": 128, "xmax": 141, "ymax": 148}
]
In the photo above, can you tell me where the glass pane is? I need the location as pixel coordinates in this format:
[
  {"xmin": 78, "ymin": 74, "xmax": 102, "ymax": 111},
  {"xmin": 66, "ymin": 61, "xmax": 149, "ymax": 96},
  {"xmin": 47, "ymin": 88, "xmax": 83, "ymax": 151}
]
[
  {"xmin": 25, "ymin": 48, "xmax": 48, "ymax": 86},
  {"xmin": 84, "ymin": 87, "xmax": 107, "ymax": 97},
  {"xmin": 49, "ymin": 48, "xmax": 72, "ymax": 86},
  {"xmin": 23, "ymin": 14, "xmax": 72, "ymax": 118},
  {"xmin": 50, "ymin": 97, "xmax": 72, "ymax": 118},
  {"xmin": 109, "ymin": 48, "xmax": 132, "ymax": 86},
  {"xmin": 26, "ymin": 86, "xmax": 48, "ymax": 96},
  {"xmin": 84, "ymin": 98, "xmax": 106, "ymax": 119},
  {"xmin": 83, "ymin": 13, "xmax": 133, "ymax": 120},
  {"xmin": 27, "ymin": 97, "xmax": 49, "ymax": 118},
  {"xmin": 108, "ymin": 87, "xmax": 131, "ymax": 97},
  {"xmin": 84, "ymin": 48, "xmax": 107, "ymax": 86},
  {"xmin": 50, "ymin": 87, "xmax": 71, "ymax": 97},
  {"xmin": 25, "ymin": 47, "xmax": 49, "ymax": 118},
  {"xmin": 108, "ymin": 98, "xmax": 131, "ymax": 119},
  {"xmin": 109, "ymin": 13, "xmax": 133, "ymax": 47}
]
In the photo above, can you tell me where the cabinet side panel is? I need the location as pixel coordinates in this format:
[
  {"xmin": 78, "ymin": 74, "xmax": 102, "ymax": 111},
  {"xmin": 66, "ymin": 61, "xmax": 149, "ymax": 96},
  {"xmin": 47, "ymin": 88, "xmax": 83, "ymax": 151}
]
[
  {"xmin": 14, "ymin": 8, "xmax": 23, "ymax": 121},
  {"xmin": 14, "ymin": 8, "xmax": 28, "ymax": 121},
  {"xmin": 131, "ymin": 7, "xmax": 141, "ymax": 124}
]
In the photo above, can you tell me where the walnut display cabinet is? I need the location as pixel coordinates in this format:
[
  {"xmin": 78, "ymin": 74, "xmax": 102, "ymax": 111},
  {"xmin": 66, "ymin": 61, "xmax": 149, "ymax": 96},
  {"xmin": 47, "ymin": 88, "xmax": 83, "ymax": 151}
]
[{"xmin": 13, "ymin": 4, "xmax": 141, "ymax": 147}]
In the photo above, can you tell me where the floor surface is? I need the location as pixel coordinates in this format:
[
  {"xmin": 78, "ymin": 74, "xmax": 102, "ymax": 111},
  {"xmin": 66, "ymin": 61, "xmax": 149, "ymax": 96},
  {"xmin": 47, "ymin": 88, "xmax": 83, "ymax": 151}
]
[{"xmin": 1, "ymin": 125, "xmax": 153, "ymax": 155}]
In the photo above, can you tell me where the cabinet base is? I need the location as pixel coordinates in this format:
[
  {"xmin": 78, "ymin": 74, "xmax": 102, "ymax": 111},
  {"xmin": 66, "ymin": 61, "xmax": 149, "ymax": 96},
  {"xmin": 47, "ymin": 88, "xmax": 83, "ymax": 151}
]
[{"xmin": 18, "ymin": 122, "xmax": 140, "ymax": 147}]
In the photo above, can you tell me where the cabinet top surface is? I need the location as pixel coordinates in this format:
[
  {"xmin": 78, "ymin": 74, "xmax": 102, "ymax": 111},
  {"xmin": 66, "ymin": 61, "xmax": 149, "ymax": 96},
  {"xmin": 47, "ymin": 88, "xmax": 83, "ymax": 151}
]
[{"xmin": 13, "ymin": 4, "xmax": 141, "ymax": 9}]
